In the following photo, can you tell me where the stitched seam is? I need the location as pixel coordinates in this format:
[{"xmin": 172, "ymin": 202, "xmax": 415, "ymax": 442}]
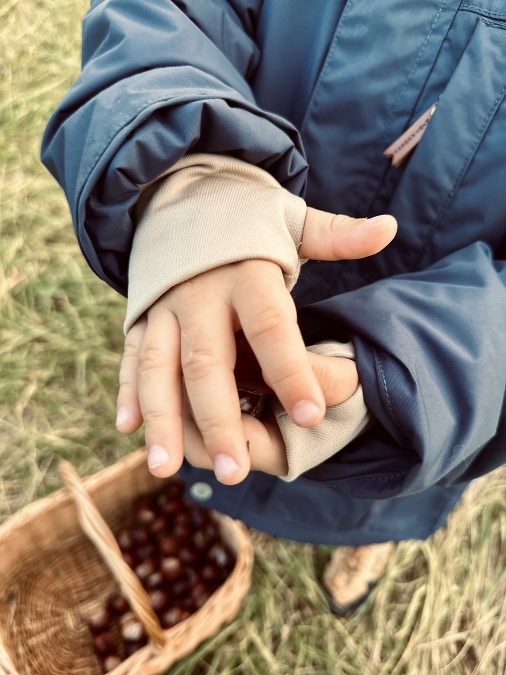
[
  {"xmin": 366, "ymin": 0, "xmax": 451, "ymax": 214},
  {"xmin": 481, "ymin": 17, "xmax": 506, "ymax": 29},
  {"xmin": 375, "ymin": 348, "xmax": 410, "ymax": 441},
  {"xmin": 382, "ymin": 0, "xmax": 447, "ymax": 147},
  {"xmin": 460, "ymin": 5, "xmax": 506, "ymax": 19},
  {"xmin": 299, "ymin": 0, "xmax": 355, "ymax": 135},
  {"xmin": 411, "ymin": 81, "xmax": 506, "ymax": 270}
]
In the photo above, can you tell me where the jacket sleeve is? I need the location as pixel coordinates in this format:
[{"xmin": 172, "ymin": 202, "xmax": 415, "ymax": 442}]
[
  {"xmin": 40, "ymin": 0, "xmax": 307, "ymax": 295},
  {"xmin": 298, "ymin": 242, "xmax": 506, "ymax": 499}
]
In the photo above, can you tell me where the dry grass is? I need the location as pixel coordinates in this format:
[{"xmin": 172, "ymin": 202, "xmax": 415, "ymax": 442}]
[{"xmin": 0, "ymin": 1, "xmax": 505, "ymax": 673}]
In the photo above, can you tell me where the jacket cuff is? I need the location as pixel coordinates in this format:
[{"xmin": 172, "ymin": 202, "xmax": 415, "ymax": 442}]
[
  {"xmin": 125, "ymin": 153, "xmax": 307, "ymax": 334},
  {"xmin": 271, "ymin": 341, "xmax": 373, "ymax": 482}
]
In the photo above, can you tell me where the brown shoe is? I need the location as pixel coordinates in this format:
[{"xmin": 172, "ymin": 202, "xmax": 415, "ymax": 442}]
[{"xmin": 322, "ymin": 541, "xmax": 394, "ymax": 616}]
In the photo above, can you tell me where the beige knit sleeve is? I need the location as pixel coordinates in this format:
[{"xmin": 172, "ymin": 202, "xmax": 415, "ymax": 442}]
[
  {"xmin": 272, "ymin": 340, "xmax": 374, "ymax": 482},
  {"xmin": 125, "ymin": 153, "xmax": 306, "ymax": 334}
]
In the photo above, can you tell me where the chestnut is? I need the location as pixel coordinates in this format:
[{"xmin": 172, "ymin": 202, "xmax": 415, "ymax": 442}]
[
  {"xmin": 170, "ymin": 578, "xmax": 190, "ymax": 598},
  {"xmin": 130, "ymin": 526, "xmax": 150, "ymax": 548},
  {"xmin": 173, "ymin": 510, "xmax": 190, "ymax": 525},
  {"xmin": 135, "ymin": 507, "xmax": 156, "ymax": 526},
  {"xmin": 190, "ymin": 581, "xmax": 210, "ymax": 598},
  {"xmin": 124, "ymin": 641, "xmax": 147, "ymax": 658},
  {"xmin": 92, "ymin": 631, "xmax": 116, "ymax": 657},
  {"xmin": 107, "ymin": 594, "xmax": 130, "ymax": 617},
  {"xmin": 160, "ymin": 557, "xmax": 183, "ymax": 582},
  {"xmin": 181, "ymin": 596, "xmax": 195, "ymax": 612},
  {"xmin": 149, "ymin": 515, "xmax": 168, "ymax": 537},
  {"xmin": 135, "ymin": 542, "xmax": 156, "ymax": 561},
  {"xmin": 148, "ymin": 589, "xmax": 169, "ymax": 614},
  {"xmin": 200, "ymin": 564, "xmax": 220, "ymax": 583},
  {"xmin": 88, "ymin": 608, "xmax": 111, "ymax": 635},
  {"xmin": 158, "ymin": 534, "xmax": 179, "ymax": 557},
  {"xmin": 192, "ymin": 531, "xmax": 212, "ymax": 554},
  {"xmin": 185, "ymin": 568, "xmax": 198, "ymax": 587},
  {"xmin": 178, "ymin": 546, "xmax": 198, "ymax": 566},
  {"xmin": 121, "ymin": 550, "xmax": 136, "ymax": 569},
  {"xmin": 189, "ymin": 505, "xmax": 211, "ymax": 528},
  {"xmin": 144, "ymin": 570, "xmax": 164, "ymax": 590},
  {"xmin": 160, "ymin": 607, "xmax": 185, "ymax": 630},
  {"xmin": 134, "ymin": 558, "xmax": 156, "ymax": 582},
  {"xmin": 120, "ymin": 613, "xmax": 145, "ymax": 643},
  {"xmin": 158, "ymin": 496, "xmax": 180, "ymax": 517},
  {"xmin": 207, "ymin": 543, "xmax": 234, "ymax": 569},
  {"xmin": 117, "ymin": 528, "xmax": 134, "ymax": 551},
  {"xmin": 190, "ymin": 583, "xmax": 210, "ymax": 609},
  {"xmin": 172, "ymin": 522, "xmax": 192, "ymax": 543},
  {"xmin": 203, "ymin": 520, "xmax": 220, "ymax": 541},
  {"xmin": 102, "ymin": 655, "xmax": 122, "ymax": 672},
  {"xmin": 179, "ymin": 609, "xmax": 192, "ymax": 622}
]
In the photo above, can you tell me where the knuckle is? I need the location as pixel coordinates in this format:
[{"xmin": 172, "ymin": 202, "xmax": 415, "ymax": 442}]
[
  {"xmin": 119, "ymin": 353, "xmax": 139, "ymax": 381},
  {"xmin": 117, "ymin": 380, "xmax": 136, "ymax": 397},
  {"xmin": 123, "ymin": 334, "xmax": 140, "ymax": 357},
  {"xmin": 330, "ymin": 213, "xmax": 349, "ymax": 235},
  {"xmin": 269, "ymin": 360, "xmax": 307, "ymax": 388},
  {"xmin": 139, "ymin": 345, "xmax": 166, "ymax": 374},
  {"xmin": 195, "ymin": 414, "xmax": 231, "ymax": 440},
  {"xmin": 314, "ymin": 359, "xmax": 333, "ymax": 394},
  {"xmin": 142, "ymin": 408, "xmax": 169, "ymax": 425},
  {"xmin": 247, "ymin": 305, "xmax": 286, "ymax": 342},
  {"xmin": 181, "ymin": 348, "xmax": 220, "ymax": 382}
]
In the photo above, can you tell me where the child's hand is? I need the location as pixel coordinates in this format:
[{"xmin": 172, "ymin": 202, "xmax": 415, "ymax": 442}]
[
  {"xmin": 116, "ymin": 208, "xmax": 396, "ymax": 484},
  {"xmin": 183, "ymin": 349, "xmax": 359, "ymax": 477}
]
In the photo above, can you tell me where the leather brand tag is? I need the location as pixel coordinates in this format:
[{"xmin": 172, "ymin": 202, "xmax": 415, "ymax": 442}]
[{"xmin": 384, "ymin": 103, "xmax": 438, "ymax": 168}]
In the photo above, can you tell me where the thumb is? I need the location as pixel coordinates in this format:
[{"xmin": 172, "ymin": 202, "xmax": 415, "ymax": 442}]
[
  {"xmin": 306, "ymin": 351, "xmax": 359, "ymax": 406},
  {"xmin": 299, "ymin": 207, "xmax": 397, "ymax": 261}
]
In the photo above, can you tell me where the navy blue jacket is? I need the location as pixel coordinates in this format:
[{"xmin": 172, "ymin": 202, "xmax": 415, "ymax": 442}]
[{"xmin": 41, "ymin": 0, "xmax": 506, "ymax": 545}]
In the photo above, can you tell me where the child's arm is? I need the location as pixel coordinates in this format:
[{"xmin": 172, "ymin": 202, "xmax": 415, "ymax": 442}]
[
  {"xmin": 116, "ymin": 154, "xmax": 396, "ymax": 483},
  {"xmin": 41, "ymin": 0, "xmax": 307, "ymax": 296}
]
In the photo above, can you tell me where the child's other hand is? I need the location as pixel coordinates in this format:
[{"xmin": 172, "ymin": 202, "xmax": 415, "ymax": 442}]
[
  {"xmin": 184, "ymin": 348, "xmax": 359, "ymax": 477},
  {"xmin": 116, "ymin": 208, "xmax": 396, "ymax": 484}
]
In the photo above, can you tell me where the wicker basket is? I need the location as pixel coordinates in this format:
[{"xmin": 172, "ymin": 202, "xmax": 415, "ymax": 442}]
[{"xmin": 0, "ymin": 450, "xmax": 253, "ymax": 675}]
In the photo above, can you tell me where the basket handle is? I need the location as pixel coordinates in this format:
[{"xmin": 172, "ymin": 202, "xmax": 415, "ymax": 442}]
[{"xmin": 59, "ymin": 460, "xmax": 166, "ymax": 648}]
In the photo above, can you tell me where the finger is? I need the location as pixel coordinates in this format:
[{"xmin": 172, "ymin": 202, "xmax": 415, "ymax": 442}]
[
  {"xmin": 183, "ymin": 406, "xmax": 288, "ymax": 477},
  {"xmin": 137, "ymin": 306, "xmax": 184, "ymax": 478},
  {"xmin": 178, "ymin": 302, "xmax": 251, "ymax": 485},
  {"xmin": 242, "ymin": 411, "xmax": 288, "ymax": 475},
  {"xmin": 234, "ymin": 262, "xmax": 326, "ymax": 428},
  {"xmin": 116, "ymin": 318, "xmax": 146, "ymax": 433},
  {"xmin": 307, "ymin": 352, "xmax": 359, "ymax": 406},
  {"xmin": 300, "ymin": 208, "xmax": 397, "ymax": 261}
]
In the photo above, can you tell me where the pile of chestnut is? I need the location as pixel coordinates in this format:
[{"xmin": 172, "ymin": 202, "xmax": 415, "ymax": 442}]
[{"xmin": 88, "ymin": 478, "xmax": 235, "ymax": 673}]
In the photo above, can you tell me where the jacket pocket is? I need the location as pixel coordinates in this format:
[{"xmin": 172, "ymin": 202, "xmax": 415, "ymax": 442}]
[{"xmin": 383, "ymin": 16, "xmax": 506, "ymax": 272}]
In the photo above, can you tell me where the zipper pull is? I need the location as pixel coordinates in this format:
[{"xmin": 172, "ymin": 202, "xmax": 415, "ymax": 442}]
[{"xmin": 384, "ymin": 102, "xmax": 438, "ymax": 168}]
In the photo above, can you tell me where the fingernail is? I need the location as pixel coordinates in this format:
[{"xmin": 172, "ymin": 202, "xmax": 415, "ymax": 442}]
[
  {"xmin": 213, "ymin": 454, "xmax": 240, "ymax": 482},
  {"xmin": 365, "ymin": 214, "xmax": 392, "ymax": 225},
  {"xmin": 148, "ymin": 445, "xmax": 171, "ymax": 469},
  {"xmin": 291, "ymin": 400, "xmax": 321, "ymax": 426},
  {"xmin": 116, "ymin": 407, "xmax": 129, "ymax": 427}
]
